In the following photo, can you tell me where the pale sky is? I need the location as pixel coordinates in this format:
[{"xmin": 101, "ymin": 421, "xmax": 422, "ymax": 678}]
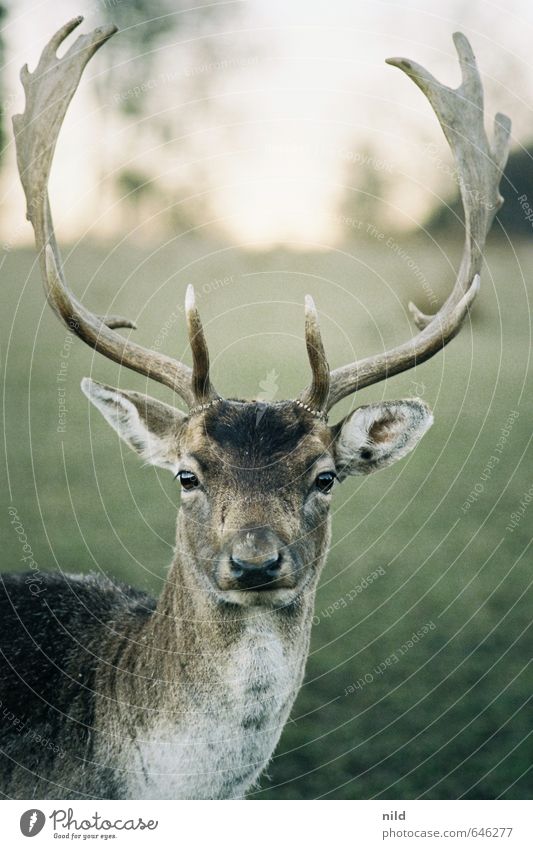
[{"xmin": 2, "ymin": 0, "xmax": 533, "ymax": 247}]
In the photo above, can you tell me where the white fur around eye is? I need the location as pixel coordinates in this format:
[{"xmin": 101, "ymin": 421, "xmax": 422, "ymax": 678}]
[{"xmin": 334, "ymin": 398, "xmax": 433, "ymax": 477}]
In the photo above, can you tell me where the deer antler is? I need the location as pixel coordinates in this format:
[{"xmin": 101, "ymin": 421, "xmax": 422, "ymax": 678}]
[
  {"xmin": 300, "ymin": 32, "xmax": 511, "ymax": 412},
  {"xmin": 13, "ymin": 16, "xmax": 218, "ymax": 408},
  {"xmin": 298, "ymin": 295, "xmax": 330, "ymax": 412},
  {"xmin": 15, "ymin": 23, "xmax": 510, "ymax": 416}
]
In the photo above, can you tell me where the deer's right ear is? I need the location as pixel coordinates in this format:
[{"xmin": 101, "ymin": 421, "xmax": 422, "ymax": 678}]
[
  {"xmin": 81, "ymin": 378, "xmax": 186, "ymax": 471},
  {"xmin": 332, "ymin": 399, "xmax": 433, "ymax": 479}
]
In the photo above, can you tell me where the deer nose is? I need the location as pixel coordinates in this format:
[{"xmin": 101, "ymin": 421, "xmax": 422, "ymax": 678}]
[
  {"xmin": 228, "ymin": 527, "xmax": 283, "ymax": 588},
  {"xmin": 229, "ymin": 554, "xmax": 282, "ymax": 588}
]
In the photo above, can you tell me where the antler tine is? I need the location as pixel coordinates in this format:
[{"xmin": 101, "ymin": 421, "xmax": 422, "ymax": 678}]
[
  {"xmin": 297, "ymin": 295, "xmax": 330, "ymax": 412},
  {"xmin": 185, "ymin": 285, "xmax": 219, "ymax": 403},
  {"xmin": 325, "ymin": 32, "xmax": 511, "ymax": 410},
  {"xmin": 13, "ymin": 17, "xmax": 207, "ymax": 409}
]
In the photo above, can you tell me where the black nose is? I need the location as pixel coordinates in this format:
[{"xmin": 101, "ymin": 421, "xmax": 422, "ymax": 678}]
[{"xmin": 229, "ymin": 554, "xmax": 282, "ymax": 588}]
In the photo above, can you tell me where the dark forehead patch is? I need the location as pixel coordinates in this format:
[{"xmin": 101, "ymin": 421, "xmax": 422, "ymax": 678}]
[{"xmin": 199, "ymin": 400, "xmax": 321, "ymax": 465}]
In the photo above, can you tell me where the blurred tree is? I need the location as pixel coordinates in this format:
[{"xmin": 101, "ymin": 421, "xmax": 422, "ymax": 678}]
[
  {"xmin": 93, "ymin": 0, "xmax": 245, "ymax": 236},
  {"xmin": 0, "ymin": 2, "xmax": 7, "ymax": 169},
  {"xmin": 336, "ymin": 144, "xmax": 392, "ymax": 241}
]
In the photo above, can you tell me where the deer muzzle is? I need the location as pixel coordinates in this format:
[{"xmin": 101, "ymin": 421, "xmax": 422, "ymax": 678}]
[{"xmin": 217, "ymin": 527, "xmax": 294, "ymax": 593}]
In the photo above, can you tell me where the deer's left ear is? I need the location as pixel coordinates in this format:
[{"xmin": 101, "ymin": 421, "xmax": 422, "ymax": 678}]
[
  {"xmin": 332, "ymin": 399, "xmax": 433, "ymax": 478},
  {"xmin": 81, "ymin": 378, "xmax": 186, "ymax": 471}
]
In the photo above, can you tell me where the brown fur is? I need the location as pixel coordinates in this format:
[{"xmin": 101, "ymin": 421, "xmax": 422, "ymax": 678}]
[{"xmin": 0, "ymin": 385, "xmax": 431, "ymax": 799}]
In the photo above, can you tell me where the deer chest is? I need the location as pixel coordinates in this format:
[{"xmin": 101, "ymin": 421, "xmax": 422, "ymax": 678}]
[{"xmin": 123, "ymin": 629, "xmax": 301, "ymax": 799}]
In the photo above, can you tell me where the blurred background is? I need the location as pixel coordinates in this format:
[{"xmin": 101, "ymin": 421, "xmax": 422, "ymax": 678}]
[{"xmin": 1, "ymin": 0, "xmax": 532, "ymax": 799}]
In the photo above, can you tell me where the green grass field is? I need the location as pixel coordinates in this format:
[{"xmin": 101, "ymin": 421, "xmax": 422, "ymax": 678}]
[{"xmin": 1, "ymin": 233, "xmax": 531, "ymax": 799}]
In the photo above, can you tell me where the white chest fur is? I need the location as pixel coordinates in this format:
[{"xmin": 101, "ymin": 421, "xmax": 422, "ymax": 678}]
[{"xmin": 123, "ymin": 623, "xmax": 301, "ymax": 799}]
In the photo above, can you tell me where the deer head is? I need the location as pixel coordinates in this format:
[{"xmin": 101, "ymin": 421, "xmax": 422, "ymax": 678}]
[{"xmin": 13, "ymin": 19, "xmax": 510, "ymax": 607}]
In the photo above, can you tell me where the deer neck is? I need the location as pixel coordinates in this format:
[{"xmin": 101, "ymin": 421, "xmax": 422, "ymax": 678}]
[
  {"xmin": 157, "ymin": 538, "xmax": 317, "ymax": 679},
  {"xmin": 116, "ymin": 526, "xmax": 322, "ymax": 718},
  {"xmin": 104, "ymin": 537, "xmax": 322, "ymax": 799}
]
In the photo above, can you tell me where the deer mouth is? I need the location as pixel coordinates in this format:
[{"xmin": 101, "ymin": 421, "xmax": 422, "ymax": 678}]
[
  {"xmin": 217, "ymin": 574, "xmax": 297, "ymax": 595},
  {"xmin": 213, "ymin": 556, "xmax": 299, "ymax": 604},
  {"xmin": 219, "ymin": 585, "xmax": 300, "ymax": 608},
  {"xmin": 236, "ymin": 581, "xmax": 295, "ymax": 595},
  {"xmin": 214, "ymin": 552, "xmax": 297, "ymax": 597}
]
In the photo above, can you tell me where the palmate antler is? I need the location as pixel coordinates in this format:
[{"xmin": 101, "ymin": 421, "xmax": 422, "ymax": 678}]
[
  {"xmin": 299, "ymin": 32, "xmax": 511, "ymax": 413},
  {"xmin": 13, "ymin": 17, "xmax": 217, "ymax": 408},
  {"xmin": 14, "ymin": 22, "xmax": 510, "ymax": 417}
]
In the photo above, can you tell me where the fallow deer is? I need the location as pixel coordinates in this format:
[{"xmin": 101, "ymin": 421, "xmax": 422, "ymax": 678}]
[{"xmin": 0, "ymin": 18, "xmax": 510, "ymax": 799}]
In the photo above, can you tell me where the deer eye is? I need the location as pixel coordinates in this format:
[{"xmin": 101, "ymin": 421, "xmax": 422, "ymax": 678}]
[
  {"xmin": 315, "ymin": 471, "xmax": 336, "ymax": 494},
  {"xmin": 177, "ymin": 471, "xmax": 200, "ymax": 491}
]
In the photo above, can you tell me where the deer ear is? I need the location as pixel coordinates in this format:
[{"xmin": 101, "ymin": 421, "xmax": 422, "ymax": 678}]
[
  {"xmin": 332, "ymin": 399, "xmax": 433, "ymax": 478},
  {"xmin": 81, "ymin": 378, "xmax": 186, "ymax": 471}
]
